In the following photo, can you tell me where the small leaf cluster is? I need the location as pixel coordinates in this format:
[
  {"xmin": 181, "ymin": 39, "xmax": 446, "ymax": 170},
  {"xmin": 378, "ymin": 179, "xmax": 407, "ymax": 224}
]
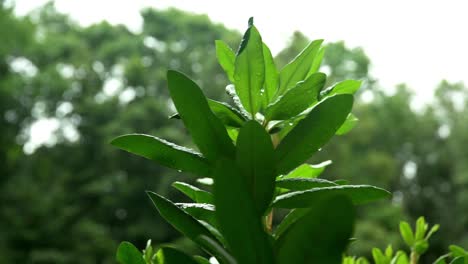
[
  {"xmin": 343, "ymin": 217, "xmax": 468, "ymax": 264},
  {"xmin": 112, "ymin": 18, "xmax": 391, "ymax": 264}
]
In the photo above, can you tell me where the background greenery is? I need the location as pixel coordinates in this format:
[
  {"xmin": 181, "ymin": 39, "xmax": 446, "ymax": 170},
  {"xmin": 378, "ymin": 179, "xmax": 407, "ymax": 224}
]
[{"xmin": 1, "ymin": 1, "xmax": 467, "ymax": 263}]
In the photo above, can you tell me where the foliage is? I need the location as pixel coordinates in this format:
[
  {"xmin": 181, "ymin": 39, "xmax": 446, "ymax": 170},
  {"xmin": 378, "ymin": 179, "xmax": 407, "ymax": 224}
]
[
  {"xmin": 2, "ymin": 2, "xmax": 468, "ymax": 263},
  {"xmin": 112, "ymin": 18, "xmax": 391, "ymax": 263},
  {"xmin": 343, "ymin": 217, "xmax": 468, "ymax": 264}
]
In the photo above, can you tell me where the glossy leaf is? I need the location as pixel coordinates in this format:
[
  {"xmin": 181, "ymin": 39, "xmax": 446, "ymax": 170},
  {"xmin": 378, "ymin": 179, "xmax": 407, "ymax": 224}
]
[
  {"xmin": 265, "ymin": 72, "xmax": 326, "ymax": 121},
  {"xmin": 262, "ymin": 43, "xmax": 278, "ymax": 106},
  {"xmin": 208, "ymin": 100, "xmax": 246, "ymax": 127},
  {"xmin": 321, "ymin": 80, "xmax": 362, "ymax": 99},
  {"xmin": 116, "ymin": 242, "xmax": 145, "ymax": 264},
  {"xmin": 146, "ymin": 192, "xmax": 228, "ymax": 263},
  {"xmin": 170, "ymin": 99, "xmax": 246, "ymax": 128},
  {"xmin": 167, "ymin": 70, "xmax": 235, "ymax": 161},
  {"xmin": 337, "ymin": 113, "xmax": 359, "ymax": 135},
  {"xmin": 234, "ymin": 21, "xmax": 265, "ymax": 115},
  {"xmin": 276, "ymin": 178, "xmax": 338, "ymax": 191},
  {"xmin": 275, "ymin": 195, "xmax": 355, "ymax": 264},
  {"xmin": 272, "ymin": 185, "xmax": 391, "ymax": 208},
  {"xmin": 111, "ymin": 134, "xmax": 210, "ymax": 176},
  {"xmin": 307, "ymin": 46, "xmax": 325, "ymax": 76},
  {"xmin": 172, "ymin": 181, "xmax": 214, "ymax": 204},
  {"xmin": 215, "ymin": 40, "xmax": 236, "ymax": 82},
  {"xmin": 277, "ymin": 39, "xmax": 323, "ymax": 96},
  {"xmin": 212, "ymin": 158, "xmax": 274, "ymax": 264},
  {"xmin": 236, "ymin": 120, "xmax": 276, "ymax": 215},
  {"xmin": 275, "ymin": 94, "xmax": 354, "ymax": 174},
  {"xmin": 176, "ymin": 203, "xmax": 217, "ymax": 228},
  {"xmin": 155, "ymin": 247, "xmax": 199, "ymax": 264},
  {"xmin": 279, "ymin": 160, "xmax": 332, "ymax": 179},
  {"xmin": 193, "ymin": 256, "xmax": 211, "ymax": 264}
]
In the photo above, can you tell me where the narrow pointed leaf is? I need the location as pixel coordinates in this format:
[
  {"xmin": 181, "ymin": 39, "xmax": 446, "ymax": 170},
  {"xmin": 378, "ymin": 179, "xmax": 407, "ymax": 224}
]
[
  {"xmin": 337, "ymin": 113, "xmax": 359, "ymax": 135},
  {"xmin": 234, "ymin": 24, "xmax": 265, "ymax": 115},
  {"xmin": 321, "ymin": 80, "xmax": 362, "ymax": 99},
  {"xmin": 170, "ymin": 99, "xmax": 246, "ymax": 128},
  {"xmin": 111, "ymin": 134, "xmax": 210, "ymax": 176},
  {"xmin": 275, "ymin": 94, "xmax": 354, "ymax": 174},
  {"xmin": 307, "ymin": 46, "xmax": 325, "ymax": 76},
  {"xmin": 399, "ymin": 221, "xmax": 414, "ymax": 246},
  {"xmin": 273, "ymin": 208, "xmax": 309, "ymax": 239},
  {"xmin": 213, "ymin": 158, "xmax": 274, "ymax": 264},
  {"xmin": 172, "ymin": 181, "xmax": 213, "ymax": 204},
  {"xmin": 208, "ymin": 99, "xmax": 246, "ymax": 127},
  {"xmin": 155, "ymin": 247, "xmax": 199, "ymax": 264},
  {"xmin": 236, "ymin": 120, "xmax": 276, "ymax": 215},
  {"xmin": 279, "ymin": 161, "xmax": 332, "ymax": 179},
  {"xmin": 146, "ymin": 192, "xmax": 227, "ymax": 262},
  {"xmin": 116, "ymin": 242, "xmax": 145, "ymax": 264},
  {"xmin": 167, "ymin": 70, "xmax": 235, "ymax": 161},
  {"xmin": 265, "ymin": 72, "xmax": 326, "ymax": 121},
  {"xmin": 175, "ymin": 203, "xmax": 217, "ymax": 228},
  {"xmin": 215, "ymin": 40, "xmax": 236, "ymax": 82},
  {"xmin": 194, "ymin": 256, "xmax": 211, "ymax": 264},
  {"xmin": 275, "ymin": 195, "xmax": 355, "ymax": 264},
  {"xmin": 272, "ymin": 185, "xmax": 391, "ymax": 208},
  {"xmin": 262, "ymin": 43, "xmax": 278, "ymax": 106},
  {"xmin": 276, "ymin": 178, "xmax": 338, "ymax": 191},
  {"xmin": 278, "ymin": 39, "xmax": 323, "ymax": 96}
]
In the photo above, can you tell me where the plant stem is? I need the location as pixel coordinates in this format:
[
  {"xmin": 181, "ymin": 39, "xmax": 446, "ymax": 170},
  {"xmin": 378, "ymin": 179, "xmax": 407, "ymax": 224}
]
[{"xmin": 410, "ymin": 251, "xmax": 419, "ymax": 264}]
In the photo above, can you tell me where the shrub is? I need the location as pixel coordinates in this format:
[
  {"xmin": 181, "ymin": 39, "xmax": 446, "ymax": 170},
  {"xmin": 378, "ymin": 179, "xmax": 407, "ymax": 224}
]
[{"xmin": 112, "ymin": 18, "xmax": 392, "ymax": 264}]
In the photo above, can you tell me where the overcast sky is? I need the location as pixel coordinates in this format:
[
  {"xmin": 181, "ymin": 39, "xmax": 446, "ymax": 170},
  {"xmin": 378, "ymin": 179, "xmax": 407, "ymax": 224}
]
[{"xmin": 13, "ymin": 0, "xmax": 468, "ymax": 103}]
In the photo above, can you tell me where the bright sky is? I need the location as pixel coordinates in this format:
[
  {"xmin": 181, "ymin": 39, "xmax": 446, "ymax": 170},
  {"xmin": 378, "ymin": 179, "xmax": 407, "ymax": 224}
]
[{"xmin": 14, "ymin": 0, "xmax": 468, "ymax": 102}]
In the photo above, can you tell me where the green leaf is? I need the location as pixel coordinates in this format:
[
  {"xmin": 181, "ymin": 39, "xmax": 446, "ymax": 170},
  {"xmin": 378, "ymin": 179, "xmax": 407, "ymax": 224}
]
[
  {"xmin": 450, "ymin": 257, "xmax": 466, "ymax": 264},
  {"xmin": 272, "ymin": 185, "xmax": 391, "ymax": 208},
  {"xmin": 172, "ymin": 182, "xmax": 213, "ymax": 204},
  {"xmin": 193, "ymin": 256, "xmax": 211, "ymax": 264},
  {"xmin": 425, "ymin": 224, "xmax": 439, "ymax": 240},
  {"xmin": 276, "ymin": 178, "xmax": 338, "ymax": 191},
  {"xmin": 226, "ymin": 84, "xmax": 251, "ymax": 119},
  {"xmin": 167, "ymin": 70, "xmax": 235, "ymax": 161},
  {"xmin": 450, "ymin": 245, "xmax": 468, "ymax": 257},
  {"xmin": 175, "ymin": 203, "xmax": 217, "ymax": 228},
  {"xmin": 215, "ymin": 40, "xmax": 236, "ymax": 82},
  {"xmin": 415, "ymin": 216, "xmax": 428, "ymax": 240},
  {"xmin": 275, "ymin": 94, "xmax": 354, "ymax": 174},
  {"xmin": 336, "ymin": 113, "xmax": 359, "ymax": 135},
  {"xmin": 372, "ymin": 248, "xmax": 388, "ymax": 264},
  {"xmin": 393, "ymin": 251, "xmax": 409, "ymax": 264},
  {"xmin": 146, "ymin": 192, "xmax": 228, "ymax": 263},
  {"xmin": 262, "ymin": 43, "xmax": 278, "ymax": 106},
  {"xmin": 277, "ymin": 39, "xmax": 323, "ymax": 96},
  {"xmin": 321, "ymin": 80, "xmax": 362, "ymax": 99},
  {"xmin": 236, "ymin": 120, "xmax": 276, "ymax": 215},
  {"xmin": 399, "ymin": 221, "xmax": 415, "ymax": 246},
  {"xmin": 234, "ymin": 23, "xmax": 265, "ymax": 115},
  {"xmin": 208, "ymin": 99, "xmax": 246, "ymax": 127},
  {"xmin": 307, "ymin": 46, "xmax": 325, "ymax": 76},
  {"xmin": 413, "ymin": 240, "xmax": 429, "ymax": 254},
  {"xmin": 273, "ymin": 208, "xmax": 309, "ymax": 239},
  {"xmin": 212, "ymin": 158, "xmax": 274, "ymax": 264},
  {"xmin": 155, "ymin": 247, "xmax": 199, "ymax": 264},
  {"xmin": 265, "ymin": 72, "xmax": 326, "ymax": 121},
  {"xmin": 275, "ymin": 195, "xmax": 355, "ymax": 264},
  {"xmin": 169, "ymin": 100, "xmax": 246, "ymax": 128},
  {"xmin": 111, "ymin": 134, "xmax": 210, "ymax": 176},
  {"xmin": 116, "ymin": 241, "xmax": 145, "ymax": 264},
  {"xmin": 279, "ymin": 160, "xmax": 332, "ymax": 179}
]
